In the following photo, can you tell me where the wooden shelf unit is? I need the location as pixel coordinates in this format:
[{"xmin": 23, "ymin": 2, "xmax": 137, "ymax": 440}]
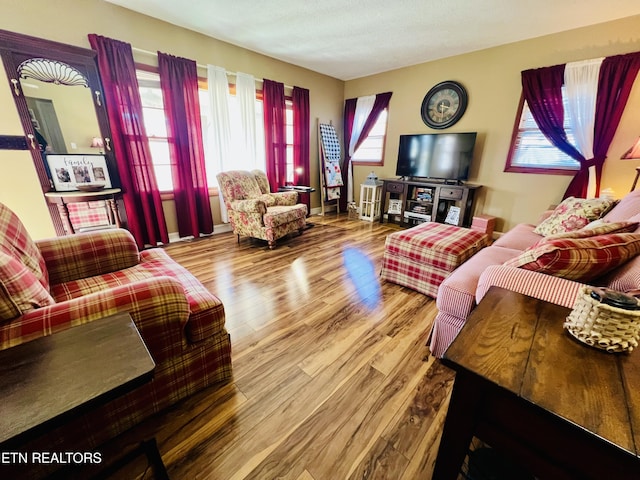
[{"xmin": 379, "ymin": 178, "xmax": 481, "ymax": 228}]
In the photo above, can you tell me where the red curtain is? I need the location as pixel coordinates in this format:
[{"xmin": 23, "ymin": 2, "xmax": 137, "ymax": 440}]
[
  {"xmin": 585, "ymin": 52, "xmax": 640, "ymax": 197},
  {"xmin": 341, "ymin": 98, "xmax": 357, "ymax": 211},
  {"xmin": 88, "ymin": 34, "xmax": 168, "ymax": 248},
  {"xmin": 293, "ymin": 87, "xmax": 310, "ymax": 209},
  {"xmin": 158, "ymin": 52, "xmax": 213, "ymax": 238},
  {"xmin": 522, "ymin": 52, "xmax": 640, "ymax": 199},
  {"xmin": 263, "ymin": 79, "xmax": 287, "ymax": 191},
  {"xmin": 522, "ymin": 65, "xmax": 583, "ymax": 162},
  {"xmin": 340, "ymin": 92, "xmax": 392, "ymax": 210}
]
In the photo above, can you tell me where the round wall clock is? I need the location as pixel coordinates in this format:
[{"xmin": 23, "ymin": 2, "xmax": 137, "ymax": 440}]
[{"xmin": 421, "ymin": 81, "xmax": 468, "ymax": 129}]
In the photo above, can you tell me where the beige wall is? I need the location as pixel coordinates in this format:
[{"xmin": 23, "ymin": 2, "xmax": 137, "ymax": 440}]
[
  {"xmin": 0, "ymin": 59, "xmax": 56, "ymax": 239},
  {"xmin": 0, "ymin": 0, "xmax": 344, "ymax": 239},
  {"xmin": 345, "ymin": 15, "xmax": 640, "ymax": 232}
]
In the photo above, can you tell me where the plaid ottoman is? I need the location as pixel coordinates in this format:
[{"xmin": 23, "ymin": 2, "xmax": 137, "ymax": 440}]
[{"xmin": 380, "ymin": 222, "xmax": 489, "ymax": 297}]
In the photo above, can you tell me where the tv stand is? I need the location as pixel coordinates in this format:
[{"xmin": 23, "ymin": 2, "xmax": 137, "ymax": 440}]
[
  {"xmin": 380, "ymin": 178, "xmax": 481, "ymax": 228},
  {"xmin": 402, "ymin": 177, "xmax": 464, "ymax": 186}
]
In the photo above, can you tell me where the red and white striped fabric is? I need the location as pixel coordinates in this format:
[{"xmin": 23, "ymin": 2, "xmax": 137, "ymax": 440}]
[
  {"xmin": 476, "ymin": 265, "xmax": 585, "ymax": 308},
  {"xmin": 602, "ymin": 189, "xmax": 640, "ymax": 223},
  {"xmin": 435, "ymin": 245, "xmax": 520, "ymax": 319},
  {"xmin": 430, "ymin": 245, "xmax": 522, "ymax": 357},
  {"xmin": 430, "ymin": 264, "xmax": 585, "ymax": 358},
  {"xmin": 381, "ymin": 222, "xmax": 488, "ymax": 297},
  {"xmin": 598, "ymin": 254, "xmax": 640, "ymax": 294},
  {"xmin": 428, "ymin": 311, "xmax": 467, "ymax": 358}
]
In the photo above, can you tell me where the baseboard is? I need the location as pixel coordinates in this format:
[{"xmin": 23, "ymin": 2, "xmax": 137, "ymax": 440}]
[
  {"xmin": 311, "ymin": 205, "xmax": 339, "ymax": 216},
  {"xmin": 168, "ymin": 223, "xmax": 233, "ymax": 243}
]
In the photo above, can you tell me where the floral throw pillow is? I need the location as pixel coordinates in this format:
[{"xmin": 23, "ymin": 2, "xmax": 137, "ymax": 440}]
[{"xmin": 533, "ymin": 197, "xmax": 615, "ymax": 237}]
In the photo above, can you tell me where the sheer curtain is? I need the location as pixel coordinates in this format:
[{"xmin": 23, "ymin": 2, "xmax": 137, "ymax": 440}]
[
  {"xmin": 564, "ymin": 58, "xmax": 604, "ymax": 198},
  {"xmin": 236, "ymin": 72, "xmax": 260, "ymax": 170},
  {"xmin": 205, "ymin": 69, "xmax": 262, "ymax": 222},
  {"xmin": 206, "ymin": 65, "xmax": 232, "ymax": 222},
  {"xmin": 263, "ymin": 79, "xmax": 287, "ymax": 191},
  {"xmin": 346, "ymin": 95, "xmax": 375, "ymax": 203},
  {"xmin": 88, "ymin": 34, "xmax": 168, "ymax": 248},
  {"xmin": 158, "ymin": 52, "xmax": 213, "ymax": 238}
]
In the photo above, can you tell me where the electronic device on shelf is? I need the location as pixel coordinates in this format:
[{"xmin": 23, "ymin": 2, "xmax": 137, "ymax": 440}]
[{"xmin": 395, "ymin": 132, "xmax": 477, "ymax": 182}]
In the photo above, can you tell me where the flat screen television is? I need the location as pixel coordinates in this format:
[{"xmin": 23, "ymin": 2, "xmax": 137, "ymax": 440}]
[{"xmin": 395, "ymin": 132, "xmax": 477, "ymax": 182}]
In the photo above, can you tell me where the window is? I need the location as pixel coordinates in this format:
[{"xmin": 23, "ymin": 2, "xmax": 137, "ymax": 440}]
[
  {"xmin": 505, "ymin": 94, "xmax": 580, "ymax": 175},
  {"xmin": 285, "ymin": 100, "xmax": 294, "ymax": 183},
  {"xmin": 138, "ymin": 66, "xmax": 293, "ymax": 191},
  {"xmin": 200, "ymin": 89, "xmax": 267, "ymax": 185},
  {"xmin": 138, "ymin": 70, "xmax": 174, "ymax": 191},
  {"xmin": 351, "ymin": 109, "xmax": 388, "ymax": 165}
]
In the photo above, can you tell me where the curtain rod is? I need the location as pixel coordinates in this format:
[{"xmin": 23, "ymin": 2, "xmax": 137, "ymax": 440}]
[{"xmin": 131, "ymin": 46, "xmax": 294, "ymax": 89}]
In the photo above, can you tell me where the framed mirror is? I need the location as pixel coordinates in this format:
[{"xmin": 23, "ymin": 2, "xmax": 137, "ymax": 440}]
[{"xmin": 0, "ymin": 29, "xmax": 120, "ymax": 235}]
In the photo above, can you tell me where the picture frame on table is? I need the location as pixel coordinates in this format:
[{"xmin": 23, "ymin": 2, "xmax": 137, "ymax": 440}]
[
  {"xmin": 445, "ymin": 206, "xmax": 461, "ymax": 225},
  {"xmin": 45, "ymin": 154, "xmax": 112, "ymax": 192},
  {"xmin": 388, "ymin": 199, "xmax": 403, "ymax": 215}
]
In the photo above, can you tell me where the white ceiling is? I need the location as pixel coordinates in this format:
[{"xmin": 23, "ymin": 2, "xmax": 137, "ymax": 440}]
[{"xmin": 104, "ymin": 0, "xmax": 640, "ymax": 81}]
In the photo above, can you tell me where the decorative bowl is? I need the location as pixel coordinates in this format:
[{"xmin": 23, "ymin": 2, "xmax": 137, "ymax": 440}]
[{"xmin": 76, "ymin": 184, "xmax": 106, "ymax": 192}]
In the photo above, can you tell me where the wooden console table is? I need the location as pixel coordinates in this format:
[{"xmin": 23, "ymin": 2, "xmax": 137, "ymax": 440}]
[
  {"xmin": 433, "ymin": 287, "xmax": 640, "ymax": 479},
  {"xmin": 44, "ymin": 188, "xmax": 122, "ymax": 235},
  {"xmin": 379, "ymin": 178, "xmax": 481, "ymax": 228}
]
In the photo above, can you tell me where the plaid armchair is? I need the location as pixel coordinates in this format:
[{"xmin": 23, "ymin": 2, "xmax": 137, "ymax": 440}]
[
  {"xmin": 0, "ymin": 201, "xmax": 231, "ymax": 471},
  {"xmin": 217, "ymin": 170, "xmax": 307, "ymax": 249}
]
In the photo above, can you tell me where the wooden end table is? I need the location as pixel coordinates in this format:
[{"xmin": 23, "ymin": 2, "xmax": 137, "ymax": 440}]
[
  {"xmin": 0, "ymin": 313, "xmax": 168, "ymax": 479},
  {"xmin": 433, "ymin": 286, "xmax": 640, "ymax": 480}
]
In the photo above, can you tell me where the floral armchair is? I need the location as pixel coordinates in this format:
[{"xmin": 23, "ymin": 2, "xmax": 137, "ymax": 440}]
[
  {"xmin": 0, "ymin": 201, "xmax": 232, "ymax": 472},
  {"xmin": 217, "ymin": 170, "xmax": 307, "ymax": 249}
]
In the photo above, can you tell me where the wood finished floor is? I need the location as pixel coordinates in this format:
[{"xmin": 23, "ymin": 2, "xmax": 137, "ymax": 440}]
[{"xmin": 98, "ymin": 214, "xmax": 456, "ymax": 480}]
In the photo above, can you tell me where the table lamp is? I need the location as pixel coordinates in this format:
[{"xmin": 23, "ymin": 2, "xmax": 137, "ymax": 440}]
[{"xmin": 91, "ymin": 136, "xmax": 105, "ymax": 154}]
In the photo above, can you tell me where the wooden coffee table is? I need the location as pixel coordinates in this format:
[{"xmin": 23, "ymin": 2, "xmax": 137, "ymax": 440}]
[{"xmin": 433, "ymin": 286, "xmax": 640, "ymax": 480}]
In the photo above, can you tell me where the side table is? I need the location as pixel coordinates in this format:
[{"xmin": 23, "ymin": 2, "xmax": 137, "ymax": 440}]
[
  {"xmin": 433, "ymin": 286, "xmax": 640, "ymax": 479},
  {"xmin": 45, "ymin": 188, "xmax": 123, "ymax": 235},
  {"xmin": 359, "ymin": 181, "xmax": 383, "ymax": 222},
  {"xmin": 278, "ymin": 185, "xmax": 315, "ymax": 217},
  {"xmin": 0, "ymin": 313, "xmax": 169, "ymax": 479}
]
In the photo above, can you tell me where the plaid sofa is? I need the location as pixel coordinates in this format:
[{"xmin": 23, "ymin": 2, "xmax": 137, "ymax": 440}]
[
  {"xmin": 0, "ymin": 201, "xmax": 231, "ymax": 474},
  {"xmin": 217, "ymin": 170, "xmax": 307, "ymax": 249}
]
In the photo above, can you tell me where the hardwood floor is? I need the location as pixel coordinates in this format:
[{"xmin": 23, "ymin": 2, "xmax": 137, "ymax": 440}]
[{"xmin": 98, "ymin": 215, "xmax": 456, "ymax": 479}]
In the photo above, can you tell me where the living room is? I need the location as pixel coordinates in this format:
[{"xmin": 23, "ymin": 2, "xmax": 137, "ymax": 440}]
[
  {"xmin": 2, "ymin": 0, "xmax": 640, "ymax": 478},
  {"xmin": 0, "ymin": 1, "xmax": 639, "ymax": 238}
]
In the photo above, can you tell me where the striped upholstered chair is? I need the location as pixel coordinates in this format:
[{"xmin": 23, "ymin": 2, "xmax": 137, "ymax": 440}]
[{"xmin": 0, "ymin": 201, "xmax": 232, "ymax": 472}]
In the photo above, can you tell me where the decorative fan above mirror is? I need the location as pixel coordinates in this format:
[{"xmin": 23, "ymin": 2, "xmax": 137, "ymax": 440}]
[{"xmin": 18, "ymin": 58, "xmax": 89, "ymax": 87}]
